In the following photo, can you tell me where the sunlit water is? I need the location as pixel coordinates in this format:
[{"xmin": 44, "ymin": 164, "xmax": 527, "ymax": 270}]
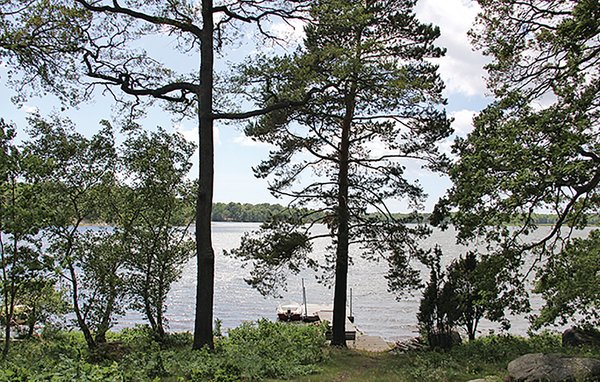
[{"xmin": 113, "ymin": 222, "xmax": 594, "ymax": 342}]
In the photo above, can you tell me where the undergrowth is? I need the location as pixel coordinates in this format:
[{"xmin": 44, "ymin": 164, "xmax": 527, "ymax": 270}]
[{"xmin": 0, "ymin": 319, "xmax": 327, "ymax": 382}]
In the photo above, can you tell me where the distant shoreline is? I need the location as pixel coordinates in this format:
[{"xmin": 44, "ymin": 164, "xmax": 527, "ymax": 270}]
[{"xmin": 78, "ymin": 201, "xmax": 600, "ymax": 227}]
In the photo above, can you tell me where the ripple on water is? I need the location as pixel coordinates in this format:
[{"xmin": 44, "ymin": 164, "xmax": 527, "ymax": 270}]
[{"xmin": 111, "ymin": 223, "xmax": 593, "ymax": 340}]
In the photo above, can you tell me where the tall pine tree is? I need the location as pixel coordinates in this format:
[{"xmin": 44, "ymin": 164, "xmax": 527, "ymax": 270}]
[{"xmin": 230, "ymin": 0, "xmax": 450, "ymax": 346}]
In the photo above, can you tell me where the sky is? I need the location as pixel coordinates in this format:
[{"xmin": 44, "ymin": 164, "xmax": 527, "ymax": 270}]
[{"xmin": 0, "ymin": 0, "xmax": 492, "ymax": 213}]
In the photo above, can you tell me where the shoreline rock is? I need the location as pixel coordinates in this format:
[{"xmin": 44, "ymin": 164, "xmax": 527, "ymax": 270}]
[{"xmin": 508, "ymin": 353, "xmax": 600, "ymax": 382}]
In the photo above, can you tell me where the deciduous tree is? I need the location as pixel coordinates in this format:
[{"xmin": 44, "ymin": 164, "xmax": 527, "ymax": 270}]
[
  {"xmin": 118, "ymin": 128, "xmax": 196, "ymax": 339},
  {"xmin": 1, "ymin": 0, "xmax": 313, "ymax": 349},
  {"xmin": 26, "ymin": 115, "xmax": 117, "ymax": 350},
  {"xmin": 0, "ymin": 119, "xmax": 49, "ymax": 356},
  {"xmin": 433, "ymin": 0, "xmax": 599, "ymax": 328},
  {"xmin": 533, "ymin": 230, "xmax": 600, "ymax": 329}
]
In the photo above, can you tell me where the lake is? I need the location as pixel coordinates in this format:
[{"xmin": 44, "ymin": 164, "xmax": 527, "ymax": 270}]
[{"xmin": 114, "ymin": 222, "xmax": 594, "ymax": 342}]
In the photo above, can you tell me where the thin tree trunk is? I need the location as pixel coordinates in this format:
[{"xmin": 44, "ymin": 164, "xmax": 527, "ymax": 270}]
[
  {"xmin": 331, "ymin": 92, "xmax": 356, "ymax": 347},
  {"xmin": 2, "ymin": 287, "xmax": 16, "ymax": 358},
  {"xmin": 68, "ymin": 264, "xmax": 96, "ymax": 349},
  {"xmin": 193, "ymin": 0, "xmax": 215, "ymax": 350},
  {"xmin": 143, "ymin": 291, "xmax": 158, "ymax": 333},
  {"xmin": 27, "ymin": 306, "xmax": 36, "ymax": 338},
  {"xmin": 1, "ymin": 233, "xmax": 11, "ymax": 358},
  {"xmin": 156, "ymin": 278, "xmax": 166, "ymax": 339},
  {"xmin": 95, "ymin": 290, "xmax": 116, "ymax": 344},
  {"xmin": 2, "ymin": 180, "xmax": 18, "ymax": 357}
]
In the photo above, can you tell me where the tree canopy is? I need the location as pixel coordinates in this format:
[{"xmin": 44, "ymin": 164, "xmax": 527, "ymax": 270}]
[
  {"xmin": 433, "ymin": 0, "xmax": 599, "ymax": 327},
  {"xmin": 0, "ymin": 0, "xmax": 315, "ymax": 350}
]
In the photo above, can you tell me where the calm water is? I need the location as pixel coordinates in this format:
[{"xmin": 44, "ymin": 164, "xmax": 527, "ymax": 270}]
[{"xmin": 114, "ymin": 222, "xmax": 594, "ymax": 342}]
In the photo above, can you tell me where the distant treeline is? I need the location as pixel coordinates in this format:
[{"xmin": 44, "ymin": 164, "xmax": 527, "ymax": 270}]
[
  {"xmin": 389, "ymin": 212, "xmax": 600, "ymax": 227},
  {"xmin": 85, "ymin": 200, "xmax": 600, "ymax": 226},
  {"xmin": 211, "ymin": 202, "xmax": 290, "ymax": 222},
  {"xmin": 211, "ymin": 204, "xmax": 600, "ymax": 226}
]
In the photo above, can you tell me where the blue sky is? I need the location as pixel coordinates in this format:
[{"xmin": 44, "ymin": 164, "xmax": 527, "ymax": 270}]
[{"xmin": 0, "ymin": 0, "xmax": 491, "ymax": 213}]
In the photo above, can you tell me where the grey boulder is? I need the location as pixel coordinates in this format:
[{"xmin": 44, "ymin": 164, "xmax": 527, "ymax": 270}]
[{"xmin": 508, "ymin": 353, "xmax": 600, "ymax": 381}]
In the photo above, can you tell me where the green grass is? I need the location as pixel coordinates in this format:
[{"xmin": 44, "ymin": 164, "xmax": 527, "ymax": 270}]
[
  {"xmin": 1, "ymin": 326, "xmax": 598, "ymax": 382},
  {"xmin": 270, "ymin": 333, "xmax": 600, "ymax": 382}
]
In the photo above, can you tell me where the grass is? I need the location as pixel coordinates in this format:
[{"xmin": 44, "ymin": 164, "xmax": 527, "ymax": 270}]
[
  {"xmin": 1, "ymin": 325, "xmax": 598, "ymax": 382},
  {"xmin": 270, "ymin": 333, "xmax": 600, "ymax": 382}
]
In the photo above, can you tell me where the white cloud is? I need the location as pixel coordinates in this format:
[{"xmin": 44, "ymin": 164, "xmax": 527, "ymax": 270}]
[
  {"xmin": 21, "ymin": 105, "xmax": 39, "ymax": 114},
  {"xmin": 233, "ymin": 133, "xmax": 274, "ymax": 148},
  {"xmin": 268, "ymin": 18, "xmax": 306, "ymax": 48},
  {"xmin": 436, "ymin": 109, "xmax": 478, "ymax": 157},
  {"xmin": 174, "ymin": 123, "xmax": 221, "ymax": 147},
  {"xmin": 450, "ymin": 109, "xmax": 477, "ymax": 137},
  {"xmin": 415, "ymin": 0, "xmax": 490, "ymax": 97}
]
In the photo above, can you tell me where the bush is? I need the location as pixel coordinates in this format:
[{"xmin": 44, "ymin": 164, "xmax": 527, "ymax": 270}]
[
  {"xmin": 223, "ymin": 319, "xmax": 327, "ymax": 379},
  {"xmin": 0, "ymin": 321, "xmax": 327, "ymax": 382}
]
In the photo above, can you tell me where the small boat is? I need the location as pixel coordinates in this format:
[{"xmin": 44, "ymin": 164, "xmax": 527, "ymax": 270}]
[{"xmin": 277, "ymin": 302, "xmax": 303, "ymax": 321}]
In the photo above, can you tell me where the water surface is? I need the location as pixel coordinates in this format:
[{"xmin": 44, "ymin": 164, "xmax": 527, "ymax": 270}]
[{"xmin": 115, "ymin": 222, "xmax": 594, "ymax": 341}]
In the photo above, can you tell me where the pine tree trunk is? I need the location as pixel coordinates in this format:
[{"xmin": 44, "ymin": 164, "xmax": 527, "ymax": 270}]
[
  {"xmin": 193, "ymin": 0, "xmax": 215, "ymax": 351},
  {"xmin": 331, "ymin": 92, "xmax": 355, "ymax": 347}
]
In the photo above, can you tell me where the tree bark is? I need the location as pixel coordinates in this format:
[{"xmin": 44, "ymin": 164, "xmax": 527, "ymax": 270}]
[
  {"xmin": 68, "ymin": 263, "xmax": 96, "ymax": 350},
  {"xmin": 95, "ymin": 289, "xmax": 117, "ymax": 344},
  {"xmin": 193, "ymin": 0, "xmax": 215, "ymax": 350},
  {"xmin": 331, "ymin": 92, "xmax": 356, "ymax": 347}
]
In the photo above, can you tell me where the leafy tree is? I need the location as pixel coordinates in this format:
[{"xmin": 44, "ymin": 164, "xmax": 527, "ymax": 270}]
[
  {"xmin": 1, "ymin": 0, "xmax": 315, "ymax": 350},
  {"xmin": 25, "ymin": 114, "xmax": 117, "ymax": 349},
  {"xmin": 118, "ymin": 128, "xmax": 196, "ymax": 339},
  {"xmin": 533, "ymin": 229, "xmax": 600, "ymax": 329},
  {"xmin": 212, "ymin": 202, "xmax": 296, "ymax": 222},
  {"xmin": 433, "ymin": 0, "xmax": 599, "ymax": 325},
  {"xmin": 229, "ymin": 0, "xmax": 450, "ymax": 346},
  {"xmin": 0, "ymin": 119, "xmax": 50, "ymax": 356},
  {"xmin": 418, "ymin": 249, "xmax": 509, "ymax": 346},
  {"xmin": 74, "ymin": 230, "xmax": 128, "ymax": 344},
  {"xmin": 445, "ymin": 252, "xmax": 508, "ymax": 341},
  {"xmin": 15, "ymin": 279, "xmax": 69, "ymax": 338}
]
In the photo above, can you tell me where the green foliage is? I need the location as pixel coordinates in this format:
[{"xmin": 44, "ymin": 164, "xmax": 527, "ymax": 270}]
[
  {"xmin": 0, "ymin": 118, "xmax": 56, "ymax": 355},
  {"xmin": 118, "ymin": 128, "xmax": 196, "ymax": 339},
  {"xmin": 445, "ymin": 252, "xmax": 510, "ymax": 341},
  {"xmin": 434, "ymin": 0, "xmax": 599, "ymax": 335},
  {"xmin": 3, "ymin": 116, "xmax": 196, "ymax": 350},
  {"xmin": 533, "ymin": 230, "xmax": 600, "ymax": 329},
  {"xmin": 223, "ymin": 319, "xmax": 326, "ymax": 379},
  {"xmin": 75, "ymin": 231, "xmax": 128, "ymax": 344},
  {"xmin": 0, "ymin": 322, "xmax": 327, "ymax": 382},
  {"xmin": 417, "ymin": 246, "xmax": 460, "ymax": 348},
  {"xmin": 23, "ymin": 114, "xmax": 118, "ymax": 350},
  {"xmin": 418, "ymin": 248, "xmax": 517, "ymax": 346},
  {"xmin": 212, "ymin": 202, "xmax": 288, "ymax": 222}
]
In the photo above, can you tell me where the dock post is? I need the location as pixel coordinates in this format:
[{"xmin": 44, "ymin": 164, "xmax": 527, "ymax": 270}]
[
  {"xmin": 302, "ymin": 278, "xmax": 308, "ymax": 320},
  {"xmin": 348, "ymin": 287, "xmax": 354, "ymax": 323}
]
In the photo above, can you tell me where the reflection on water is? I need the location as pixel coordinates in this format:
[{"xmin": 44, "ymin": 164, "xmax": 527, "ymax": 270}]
[{"xmin": 114, "ymin": 222, "xmax": 594, "ymax": 341}]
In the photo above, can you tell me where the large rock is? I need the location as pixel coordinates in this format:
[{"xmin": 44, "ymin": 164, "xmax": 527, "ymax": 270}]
[
  {"xmin": 563, "ymin": 327, "xmax": 600, "ymax": 348},
  {"xmin": 508, "ymin": 353, "xmax": 600, "ymax": 382}
]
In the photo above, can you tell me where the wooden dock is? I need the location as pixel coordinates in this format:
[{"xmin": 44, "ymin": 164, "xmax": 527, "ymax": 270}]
[
  {"xmin": 302, "ymin": 304, "xmax": 391, "ymax": 351},
  {"xmin": 315, "ymin": 309, "xmax": 357, "ymax": 340}
]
